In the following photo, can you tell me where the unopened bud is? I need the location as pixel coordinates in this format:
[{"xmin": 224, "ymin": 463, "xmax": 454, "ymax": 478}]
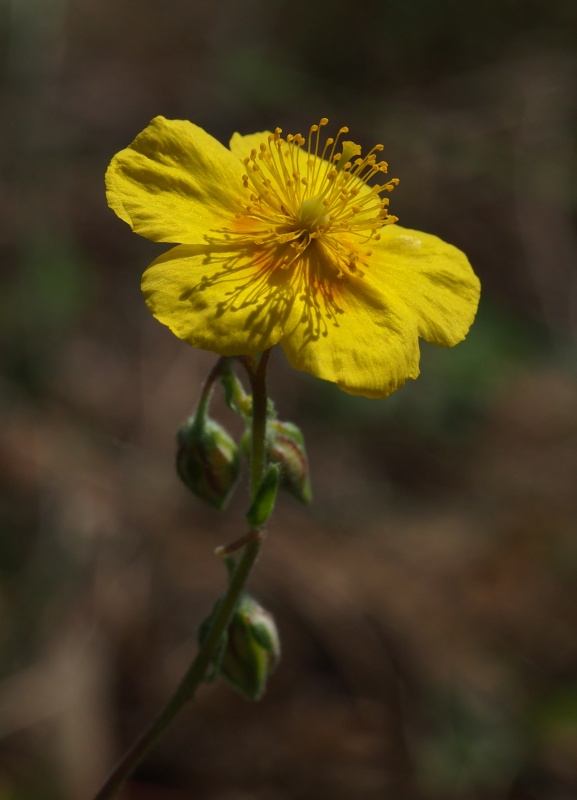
[
  {"xmin": 176, "ymin": 415, "xmax": 240, "ymax": 510},
  {"xmin": 221, "ymin": 594, "xmax": 281, "ymax": 701},
  {"xmin": 266, "ymin": 420, "xmax": 312, "ymax": 504}
]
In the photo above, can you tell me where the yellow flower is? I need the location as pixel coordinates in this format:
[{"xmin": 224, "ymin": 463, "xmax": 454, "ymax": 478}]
[{"xmin": 106, "ymin": 116, "xmax": 480, "ymax": 398}]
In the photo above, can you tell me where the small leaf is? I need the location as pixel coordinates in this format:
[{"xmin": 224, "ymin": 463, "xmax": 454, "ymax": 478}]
[
  {"xmin": 220, "ymin": 366, "xmax": 252, "ymax": 418},
  {"xmin": 245, "ymin": 464, "xmax": 280, "ymax": 528}
]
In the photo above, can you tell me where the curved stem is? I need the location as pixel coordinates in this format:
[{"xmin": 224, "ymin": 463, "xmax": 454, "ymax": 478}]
[
  {"xmin": 91, "ymin": 352, "xmax": 271, "ymax": 800},
  {"xmin": 192, "ymin": 356, "xmax": 230, "ymax": 430},
  {"xmin": 92, "ymin": 539, "xmax": 261, "ymax": 800}
]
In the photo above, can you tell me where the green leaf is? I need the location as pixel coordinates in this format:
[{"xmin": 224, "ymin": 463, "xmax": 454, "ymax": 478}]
[{"xmin": 245, "ymin": 464, "xmax": 280, "ymax": 528}]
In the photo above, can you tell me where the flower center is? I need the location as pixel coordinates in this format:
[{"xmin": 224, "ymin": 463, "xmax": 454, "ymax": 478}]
[
  {"xmin": 297, "ymin": 195, "xmax": 330, "ymax": 230},
  {"xmin": 235, "ymin": 119, "xmax": 399, "ymax": 274}
]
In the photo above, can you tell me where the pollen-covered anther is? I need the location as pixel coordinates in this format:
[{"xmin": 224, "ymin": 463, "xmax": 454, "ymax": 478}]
[{"xmin": 235, "ymin": 119, "xmax": 399, "ymax": 266}]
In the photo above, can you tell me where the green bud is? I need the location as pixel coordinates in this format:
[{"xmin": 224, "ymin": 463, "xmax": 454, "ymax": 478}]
[
  {"xmin": 266, "ymin": 420, "xmax": 312, "ymax": 504},
  {"xmin": 221, "ymin": 594, "xmax": 281, "ymax": 701},
  {"xmin": 245, "ymin": 464, "xmax": 280, "ymax": 528},
  {"xmin": 176, "ymin": 415, "xmax": 240, "ymax": 510}
]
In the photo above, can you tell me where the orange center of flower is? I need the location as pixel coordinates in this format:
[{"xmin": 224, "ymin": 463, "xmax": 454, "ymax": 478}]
[{"xmin": 234, "ymin": 118, "xmax": 399, "ymax": 276}]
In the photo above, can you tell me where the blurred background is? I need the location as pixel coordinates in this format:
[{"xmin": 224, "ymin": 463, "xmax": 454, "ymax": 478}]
[{"xmin": 2, "ymin": 0, "xmax": 577, "ymax": 797}]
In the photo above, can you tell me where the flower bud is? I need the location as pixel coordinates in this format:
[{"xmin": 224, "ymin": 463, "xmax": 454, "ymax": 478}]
[
  {"xmin": 266, "ymin": 420, "xmax": 312, "ymax": 504},
  {"xmin": 176, "ymin": 415, "xmax": 240, "ymax": 510},
  {"xmin": 220, "ymin": 594, "xmax": 281, "ymax": 701}
]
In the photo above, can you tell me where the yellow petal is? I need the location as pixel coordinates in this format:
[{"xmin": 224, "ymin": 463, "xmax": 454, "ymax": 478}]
[
  {"xmin": 141, "ymin": 244, "xmax": 297, "ymax": 356},
  {"xmin": 229, "ymin": 131, "xmax": 273, "ymax": 159},
  {"xmin": 280, "ymin": 244, "xmax": 421, "ymax": 398},
  {"xmin": 106, "ymin": 117, "xmax": 245, "ymax": 243},
  {"xmin": 366, "ymin": 225, "xmax": 480, "ymax": 346}
]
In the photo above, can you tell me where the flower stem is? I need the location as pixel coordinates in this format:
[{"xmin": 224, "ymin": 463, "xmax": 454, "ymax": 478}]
[
  {"xmin": 90, "ymin": 352, "xmax": 271, "ymax": 800},
  {"xmin": 242, "ymin": 349, "xmax": 271, "ymax": 497},
  {"xmin": 192, "ymin": 356, "xmax": 230, "ymax": 429}
]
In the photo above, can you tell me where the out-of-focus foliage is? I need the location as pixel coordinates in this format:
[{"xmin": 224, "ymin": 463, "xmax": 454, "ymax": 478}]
[{"xmin": 1, "ymin": 0, "xmax": 577, "ymax": 798}]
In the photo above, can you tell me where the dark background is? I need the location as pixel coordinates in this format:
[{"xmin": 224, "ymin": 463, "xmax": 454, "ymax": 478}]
[{"xmin": 2, "ymin": 0, "xmax": 577, "ymax": 797}]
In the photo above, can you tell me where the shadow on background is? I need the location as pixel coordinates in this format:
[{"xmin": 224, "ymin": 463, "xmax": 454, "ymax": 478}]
[{"xmin": 1, "ymin": 0, "xmax": 577, "ymax": 798}]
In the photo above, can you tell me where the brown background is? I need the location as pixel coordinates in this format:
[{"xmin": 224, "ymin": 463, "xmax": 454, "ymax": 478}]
[{"xmin": 2, "ymin": 0, "xmax": 577, "ymax": 797}]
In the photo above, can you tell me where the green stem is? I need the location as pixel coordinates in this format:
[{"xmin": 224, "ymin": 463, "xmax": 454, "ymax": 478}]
[
  {"xmin": 192, "ymin": 356, "xmax": 230, "ymax": 432},
  {"xmin": 244, "ymin": 349, "xmax": 271, "ymax": 497},
  {"xmin": 90, "ymin": 352, "xmax": 271, "ymax": 800}
]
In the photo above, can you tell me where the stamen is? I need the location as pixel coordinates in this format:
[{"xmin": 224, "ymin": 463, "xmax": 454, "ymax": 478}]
[{"xmin": 234, "ymin": 120, "xmax": 399, "ymax": 276}]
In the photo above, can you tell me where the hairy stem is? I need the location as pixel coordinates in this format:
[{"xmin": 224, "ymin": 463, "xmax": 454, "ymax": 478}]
[
  {"xmin": 91, "ymin": 352, "xmax": 271, "ymax": 800},
  {"xmin": 192, "ymin": 356, "xmax": 230, "ymax": 429},
  {"xmin": 243, "ymin": 349, "xmax": 271, "ymax": 497}
]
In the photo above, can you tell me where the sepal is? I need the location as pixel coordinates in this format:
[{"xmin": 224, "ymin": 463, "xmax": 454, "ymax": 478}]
[
  {"xmin": 221, "ymin": 594, "xmax": 281, "ymax": 701},
  {"xmin": 266, "ymin": 420, "xmax": 312, "ymax": 504},
  {"xmin": 176, "ymin": 414, "xmax": 240, "ymax": 510}
]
